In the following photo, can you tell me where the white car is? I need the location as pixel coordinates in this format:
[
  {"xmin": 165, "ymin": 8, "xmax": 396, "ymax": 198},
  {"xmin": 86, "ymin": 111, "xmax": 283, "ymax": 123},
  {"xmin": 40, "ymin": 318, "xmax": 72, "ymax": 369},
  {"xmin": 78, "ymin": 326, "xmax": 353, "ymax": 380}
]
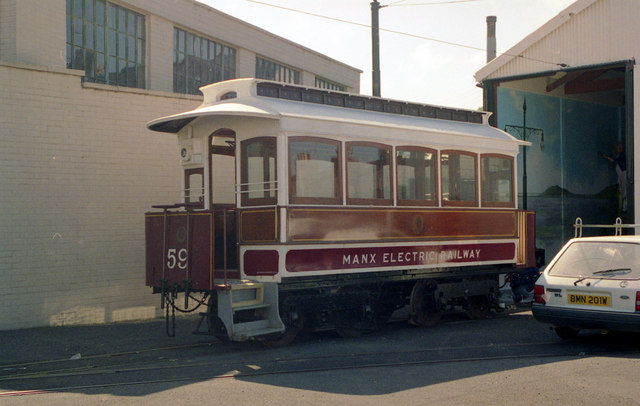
[{"xmin": 532, "ymin": 235, "xmax": 640, "ymax": 339}]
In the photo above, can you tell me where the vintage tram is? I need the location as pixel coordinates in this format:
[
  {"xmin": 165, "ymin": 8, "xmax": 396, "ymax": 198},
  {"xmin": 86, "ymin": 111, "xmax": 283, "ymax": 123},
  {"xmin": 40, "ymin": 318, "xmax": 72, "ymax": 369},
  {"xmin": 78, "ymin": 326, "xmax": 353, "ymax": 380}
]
[{"xmin": 145, "ymin": 78, "xmax": 536, "ymax": 343}]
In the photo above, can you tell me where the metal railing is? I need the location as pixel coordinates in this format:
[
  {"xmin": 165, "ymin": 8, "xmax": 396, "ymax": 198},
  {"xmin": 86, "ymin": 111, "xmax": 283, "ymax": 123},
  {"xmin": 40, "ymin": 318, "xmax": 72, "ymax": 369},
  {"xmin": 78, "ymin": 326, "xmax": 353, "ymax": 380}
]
[{"xmin": 574, "ymin": 217, "xmax": 640, "ymax": 238}]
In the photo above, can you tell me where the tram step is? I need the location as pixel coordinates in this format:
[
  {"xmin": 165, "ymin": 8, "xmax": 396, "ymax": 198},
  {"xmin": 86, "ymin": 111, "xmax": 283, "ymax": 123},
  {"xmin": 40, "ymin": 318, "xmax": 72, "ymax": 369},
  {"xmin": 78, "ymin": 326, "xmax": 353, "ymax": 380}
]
[
  {"xmin": 229, "ymin": 281, "xmax": 264, "ymax": 309},
  {"xmin": 233, "ymin": 319, "xmax": 270, "ymax": 333},
  {"xmin": 217, "ymin": 281, "xmax": 286, "ymax": 341},
  {"xmin": 232, "ymin": 303, "xmax": 271, "ymax": 312},
  {"xmin": 232, "ymin": 327, "xmax": 285, "ymax": 341}
]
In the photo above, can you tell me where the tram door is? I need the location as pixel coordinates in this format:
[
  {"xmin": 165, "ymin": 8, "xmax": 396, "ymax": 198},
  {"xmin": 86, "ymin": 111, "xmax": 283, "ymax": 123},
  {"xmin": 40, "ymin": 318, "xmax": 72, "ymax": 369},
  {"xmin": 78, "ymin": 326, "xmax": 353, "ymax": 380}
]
[{"xmin": 209, "ymin": 130, "xmax": 238, "ymax": 274}]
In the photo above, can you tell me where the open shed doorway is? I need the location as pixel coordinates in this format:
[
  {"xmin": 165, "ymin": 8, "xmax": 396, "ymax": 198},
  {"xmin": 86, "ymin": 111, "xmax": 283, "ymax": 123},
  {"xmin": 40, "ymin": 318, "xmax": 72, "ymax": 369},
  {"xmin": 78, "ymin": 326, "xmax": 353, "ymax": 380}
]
[{"xmin": 485, "ymin": 61, "xmax": 633, "ymax": 258}]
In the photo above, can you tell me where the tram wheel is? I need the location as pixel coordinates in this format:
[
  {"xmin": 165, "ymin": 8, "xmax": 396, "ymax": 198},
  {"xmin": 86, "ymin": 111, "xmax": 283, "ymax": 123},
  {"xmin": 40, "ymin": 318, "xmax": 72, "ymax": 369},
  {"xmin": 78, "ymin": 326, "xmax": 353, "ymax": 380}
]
[
  {"xmin": 263, "ymin": 315, "xmax": 305, "ymax": 348},
  {"xmin": 207, "ymin": 295, "xmax": 229, "ymax": 342},
  {"xmin": 409, "ymin": 281, "xmax": 442, "ymax": 327},
  {"xmin": 466, "ymin": 295, "xmax": 491, "ymax": 319}
]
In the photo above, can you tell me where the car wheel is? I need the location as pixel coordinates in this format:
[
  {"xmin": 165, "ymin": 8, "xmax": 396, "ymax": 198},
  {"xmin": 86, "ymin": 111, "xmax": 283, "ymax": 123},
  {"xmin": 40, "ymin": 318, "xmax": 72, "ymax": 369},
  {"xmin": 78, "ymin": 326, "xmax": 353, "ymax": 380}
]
[{"xmin": 555, "ymin": 326, "xmax": 580, "ymax": 339}]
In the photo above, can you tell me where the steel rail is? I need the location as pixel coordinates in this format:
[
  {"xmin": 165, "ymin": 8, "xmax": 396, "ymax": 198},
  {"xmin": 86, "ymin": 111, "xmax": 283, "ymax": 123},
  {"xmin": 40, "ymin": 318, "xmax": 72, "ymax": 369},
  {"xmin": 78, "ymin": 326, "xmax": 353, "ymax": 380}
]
[
  {"xmin": 1, "ymin": 346, "xmax": 638, "ymax": 397},
  {"xmin": 1, "ymin": 339, "xmax": 639, "ymax": 383}
]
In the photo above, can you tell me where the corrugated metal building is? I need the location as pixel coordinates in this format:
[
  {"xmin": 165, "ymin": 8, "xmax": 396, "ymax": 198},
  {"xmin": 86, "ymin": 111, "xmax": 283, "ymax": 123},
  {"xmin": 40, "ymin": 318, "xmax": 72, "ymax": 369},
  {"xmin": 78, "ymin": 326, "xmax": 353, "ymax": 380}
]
[{"xmin": 476, "ymin": 0, "xmax": 638, "ymax": 257}]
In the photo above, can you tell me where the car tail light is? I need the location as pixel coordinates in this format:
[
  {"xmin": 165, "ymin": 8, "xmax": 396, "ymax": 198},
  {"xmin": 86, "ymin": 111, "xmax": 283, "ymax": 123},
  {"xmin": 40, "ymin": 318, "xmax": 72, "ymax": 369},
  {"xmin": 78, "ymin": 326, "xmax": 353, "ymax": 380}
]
[
  {"xmin": 636, "ymin": 292, "xmax": 640, "ymax": 312},
  {"xmin": 534, "ymin": 285, "xmax": 546, "ymax": 304}
]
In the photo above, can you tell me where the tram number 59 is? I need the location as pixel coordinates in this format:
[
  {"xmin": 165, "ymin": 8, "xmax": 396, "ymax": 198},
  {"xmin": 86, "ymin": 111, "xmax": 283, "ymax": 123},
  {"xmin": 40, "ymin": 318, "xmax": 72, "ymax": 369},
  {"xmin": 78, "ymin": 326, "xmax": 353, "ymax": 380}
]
[{"xmin": 166, "ymin": 248, "xmax": 188, "ymax": 270}]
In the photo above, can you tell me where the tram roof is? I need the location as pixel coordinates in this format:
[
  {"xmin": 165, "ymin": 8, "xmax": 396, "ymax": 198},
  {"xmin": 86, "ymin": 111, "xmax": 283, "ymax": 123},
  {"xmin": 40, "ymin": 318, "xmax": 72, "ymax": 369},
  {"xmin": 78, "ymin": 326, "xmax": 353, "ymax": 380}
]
[{"xmin": 147, "ymin": 79, "xmax": 527, "ymax": 146}]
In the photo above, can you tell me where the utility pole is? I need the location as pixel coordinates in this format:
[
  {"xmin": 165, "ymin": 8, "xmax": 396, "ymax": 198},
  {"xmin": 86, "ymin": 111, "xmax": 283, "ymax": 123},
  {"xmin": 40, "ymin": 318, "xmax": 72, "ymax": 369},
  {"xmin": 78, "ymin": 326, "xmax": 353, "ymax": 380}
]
[
  {"xmin": 371, "ymin": 0, "xmax": 381, "ymax": 97},
  {"xmin": 504, "ymin": 98, "xmax": 544, "ymax": 211}
]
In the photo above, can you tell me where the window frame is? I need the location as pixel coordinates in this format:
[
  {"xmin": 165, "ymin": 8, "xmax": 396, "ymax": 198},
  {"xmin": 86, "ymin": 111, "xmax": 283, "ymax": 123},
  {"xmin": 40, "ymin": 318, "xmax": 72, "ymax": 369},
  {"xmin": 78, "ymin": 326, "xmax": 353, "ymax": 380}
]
[
  {"xmin": 66, "ymin": 0, "xmax": 145, "ymax": 88},
  {"xmin": 440, "ymin": 150, "xmax": 479, "ymax": 208},
  {"xmin": 184, "ymin": 167, "xmax": 204, "ymax": 208},
  {"xmin": 240, "ymin": 137, "xmax": 278, "ymax": 207},
  {"xmin": 315, "ymin": 77, "xmax": 346, "ymax": 92},
  {"xmin": 288, "ymin": 136, "xmax": 343, "ymax": 205},
  {"xmin": 346, "ymin": 141, "xmax": 393, "ymax": 206},
  {"xmin": 173, "ymin": 27, "xmax": 237, "ymax": 95},
  {"xmin": 395, "ymin": 146, "xmax": 439, "ymax": 207},
  {"xmin": 209, "ymin": 129, "xmax": 236, "ymax": 209},
  {"xmin": 480, "ymin": 153, "xmax": 515, "ymax": 208},
  {"xmin": 255, "ymin": 56, "xmax": 301, "ymax": 84}
]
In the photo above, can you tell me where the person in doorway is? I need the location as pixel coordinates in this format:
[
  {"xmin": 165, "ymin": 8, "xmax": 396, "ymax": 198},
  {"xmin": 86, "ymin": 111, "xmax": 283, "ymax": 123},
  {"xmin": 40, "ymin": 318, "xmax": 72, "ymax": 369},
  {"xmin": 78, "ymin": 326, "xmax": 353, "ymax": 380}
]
[{"xmin": 602, "ymin": 142, "xmax": 627, "ymax": 213}]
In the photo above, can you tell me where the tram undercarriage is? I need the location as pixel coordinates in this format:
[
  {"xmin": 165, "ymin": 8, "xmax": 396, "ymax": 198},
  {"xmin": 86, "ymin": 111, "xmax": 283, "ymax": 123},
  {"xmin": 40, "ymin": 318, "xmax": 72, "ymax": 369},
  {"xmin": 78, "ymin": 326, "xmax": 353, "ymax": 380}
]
[{"xmin": 159, "ymin": 266, "xmax": 513, "ymax": 344}]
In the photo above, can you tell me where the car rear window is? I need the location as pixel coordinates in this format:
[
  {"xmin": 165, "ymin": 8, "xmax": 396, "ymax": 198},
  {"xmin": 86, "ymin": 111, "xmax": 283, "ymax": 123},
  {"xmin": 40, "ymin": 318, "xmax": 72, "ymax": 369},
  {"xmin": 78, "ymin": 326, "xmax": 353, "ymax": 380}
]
[{"xmin": 548, "ymin": 241, "xmax": 640, "ymax": 279}]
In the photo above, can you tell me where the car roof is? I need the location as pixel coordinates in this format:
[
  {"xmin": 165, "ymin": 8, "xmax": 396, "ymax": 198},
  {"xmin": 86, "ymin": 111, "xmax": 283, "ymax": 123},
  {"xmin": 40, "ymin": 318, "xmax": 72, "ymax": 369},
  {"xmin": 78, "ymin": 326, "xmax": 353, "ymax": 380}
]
[{"xmin": 568, "ymin": 235, "xmax": 640, "ymax": 243}]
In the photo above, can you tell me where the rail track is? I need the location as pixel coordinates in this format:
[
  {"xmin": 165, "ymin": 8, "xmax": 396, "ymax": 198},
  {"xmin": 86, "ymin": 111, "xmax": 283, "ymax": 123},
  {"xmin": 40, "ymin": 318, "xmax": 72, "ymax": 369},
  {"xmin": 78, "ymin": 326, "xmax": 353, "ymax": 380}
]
[{"xmin": 2, "ymin": 325, "xmax": 639, "ymax": 397}]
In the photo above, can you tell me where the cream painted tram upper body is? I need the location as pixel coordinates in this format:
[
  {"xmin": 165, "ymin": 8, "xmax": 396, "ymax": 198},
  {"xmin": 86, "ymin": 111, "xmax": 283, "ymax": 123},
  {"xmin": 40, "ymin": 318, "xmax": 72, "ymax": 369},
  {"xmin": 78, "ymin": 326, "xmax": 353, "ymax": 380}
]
[{"xmin": 145, "ymin": 78, "xmax": 535, "ymax": 342}]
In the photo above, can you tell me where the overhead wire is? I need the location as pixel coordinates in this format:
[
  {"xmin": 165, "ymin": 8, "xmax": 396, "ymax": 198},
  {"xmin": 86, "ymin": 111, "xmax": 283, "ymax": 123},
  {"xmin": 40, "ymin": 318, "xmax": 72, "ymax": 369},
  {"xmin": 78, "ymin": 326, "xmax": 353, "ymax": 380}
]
[
  {"xmin": 245, "ymin": 0, "xmax": 569, "ymax": 68},
  {"xmin": 386, "ymin": 0, "xmax": 483, "ymax": 6}
]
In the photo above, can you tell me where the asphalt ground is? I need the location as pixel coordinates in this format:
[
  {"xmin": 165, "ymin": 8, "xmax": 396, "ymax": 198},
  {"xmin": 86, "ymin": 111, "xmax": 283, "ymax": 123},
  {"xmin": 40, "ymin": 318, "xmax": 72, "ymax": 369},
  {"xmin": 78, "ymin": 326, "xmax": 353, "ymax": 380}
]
[
  {"xmin": 0, "ymin": 315, "xmax": 211, "ymax": 366},
  {"xmin": 2, "ymin": 310, "xmax": 640, "ymax": 405}
]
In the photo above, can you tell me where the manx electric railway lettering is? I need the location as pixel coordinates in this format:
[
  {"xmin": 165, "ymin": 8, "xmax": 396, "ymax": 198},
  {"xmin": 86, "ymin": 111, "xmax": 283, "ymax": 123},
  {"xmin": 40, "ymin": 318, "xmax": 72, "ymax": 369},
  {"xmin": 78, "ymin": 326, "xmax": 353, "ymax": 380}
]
[{"xmin": 145, "ymin": 78, "xmax": 536, "ymax": 344}]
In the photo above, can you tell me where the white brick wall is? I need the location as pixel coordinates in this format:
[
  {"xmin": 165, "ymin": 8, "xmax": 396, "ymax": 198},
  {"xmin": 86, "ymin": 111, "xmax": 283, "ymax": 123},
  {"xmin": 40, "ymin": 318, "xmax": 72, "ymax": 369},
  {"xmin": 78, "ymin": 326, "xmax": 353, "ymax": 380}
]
[
  {"xmin": 0, "ymin": 63, "xmax": 201, "ymax": 329},
  {"xmin": 0, "ymin": 0, "xmax": 17, "ymax": 62},
  {"xmin": 237, "ymin": 48, "xmax": 255, "ymax": 79},
  {"xmin": 147, "ymin": 14, "xmax": 174, "ymax": 93},
  {"xmin": 15, "ymin": 0, "xmax": 66, "ymax": 68}
]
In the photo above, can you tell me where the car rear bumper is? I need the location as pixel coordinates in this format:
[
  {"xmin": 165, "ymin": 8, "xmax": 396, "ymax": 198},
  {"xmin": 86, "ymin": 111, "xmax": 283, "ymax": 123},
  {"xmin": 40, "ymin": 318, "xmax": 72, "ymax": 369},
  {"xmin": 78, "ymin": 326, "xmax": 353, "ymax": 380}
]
[{"xmin": 532, "ymin": 303, "xmax": 640, "ymax": 332}]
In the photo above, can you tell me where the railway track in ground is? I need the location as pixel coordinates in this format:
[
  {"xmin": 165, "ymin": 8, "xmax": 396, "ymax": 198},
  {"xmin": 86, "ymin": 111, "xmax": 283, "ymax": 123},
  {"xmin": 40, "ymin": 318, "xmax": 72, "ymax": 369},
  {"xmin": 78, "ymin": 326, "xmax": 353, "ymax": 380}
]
[{"xmin": 2, "ymin": 321, "xmax": 639, "ymax": 397}]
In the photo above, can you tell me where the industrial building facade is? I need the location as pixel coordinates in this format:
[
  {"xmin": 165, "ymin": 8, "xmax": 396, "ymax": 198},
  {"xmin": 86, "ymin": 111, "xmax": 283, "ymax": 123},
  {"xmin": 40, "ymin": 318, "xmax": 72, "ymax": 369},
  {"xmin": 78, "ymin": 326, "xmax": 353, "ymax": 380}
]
[
  {"xmin": 476, "ymin": 0, "xmax": 639, "ymax": 258},
  {"xmin": 0, "ymin": 0, "xmax": 360, "ymax": 330}
]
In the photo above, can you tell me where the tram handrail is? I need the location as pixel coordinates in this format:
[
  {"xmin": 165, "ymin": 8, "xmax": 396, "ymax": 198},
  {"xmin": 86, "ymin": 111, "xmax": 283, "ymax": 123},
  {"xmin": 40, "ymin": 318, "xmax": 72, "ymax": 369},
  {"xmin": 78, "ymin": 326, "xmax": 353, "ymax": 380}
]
[
  {"xmin": 235, "ymin": 180, "xmax": 278, "ymax": 195},
  {"xmin": 574, "ymin": 217, "xmax": 640, "ymax": 238}
]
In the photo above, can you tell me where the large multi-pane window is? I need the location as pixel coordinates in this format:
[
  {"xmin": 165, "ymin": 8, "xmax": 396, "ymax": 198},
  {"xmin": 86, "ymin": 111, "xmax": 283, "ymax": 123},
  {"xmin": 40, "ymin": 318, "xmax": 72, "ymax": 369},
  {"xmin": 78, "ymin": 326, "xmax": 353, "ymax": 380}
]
[
  {"xmin": 397, "ymin": 147, "xmax": 437, "ymax": 206},
  {"xmin": 66, "ymin": 0, "xmax": 145, "ymax": 88},
  {"xmin": 315, "ymin": 77, "xmax": 346, "ymax": 92},
  {"xmin": 441, "ymin": 151, "xmax": 478, "ymax": 206},
  {"xmin": 289, "ymin": 137, "xmax": 341, "ymax": 205},
  {"xmin": 173, "ymin": 28, "xmax": 237, "ymax": 95},
  {"xmin": 256, "ymin": 57, "xmax": 300, "ymax": 84},
  {"xmin": 481, "ymin": 155, "xmax": 514, "ymax": 207}
]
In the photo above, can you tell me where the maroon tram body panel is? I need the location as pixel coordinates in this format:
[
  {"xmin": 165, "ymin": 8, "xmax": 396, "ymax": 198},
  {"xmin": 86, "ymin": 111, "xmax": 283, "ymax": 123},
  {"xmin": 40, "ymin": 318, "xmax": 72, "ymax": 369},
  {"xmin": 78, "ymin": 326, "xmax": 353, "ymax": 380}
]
[
  {"xmin": 286, "ymin": 208, "xmax": 517, "ymax": 242},
  {"xmin": 285, "ymin": 242, "xmax": 516, "ymax": 273},
  {"xmin": 145, "ymin": 212, "xmax": 214, "ymax": 290}
]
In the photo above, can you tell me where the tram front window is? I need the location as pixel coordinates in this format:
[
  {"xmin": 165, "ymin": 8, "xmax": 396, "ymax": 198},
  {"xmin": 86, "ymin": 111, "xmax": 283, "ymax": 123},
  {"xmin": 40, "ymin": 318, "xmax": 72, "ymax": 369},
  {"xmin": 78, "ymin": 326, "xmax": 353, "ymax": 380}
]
[
  {"xmin": 241, "ymin": 137, "xmax": 276, "ymax": 206},
  {"xmin": 289, "ymin": 137, "xmax": 341, "ymax": 204},
  {"xmin": 184, "ymin": 168, "xmax": 204, "ymax": 206}
]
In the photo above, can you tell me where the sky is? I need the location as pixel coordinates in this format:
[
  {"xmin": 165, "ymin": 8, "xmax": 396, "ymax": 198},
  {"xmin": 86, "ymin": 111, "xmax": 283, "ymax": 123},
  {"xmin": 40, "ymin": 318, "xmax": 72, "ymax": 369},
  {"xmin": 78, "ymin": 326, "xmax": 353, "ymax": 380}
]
[{"xmin": 199, "ymin": 0, "xmax": 577, "ymax": 110}]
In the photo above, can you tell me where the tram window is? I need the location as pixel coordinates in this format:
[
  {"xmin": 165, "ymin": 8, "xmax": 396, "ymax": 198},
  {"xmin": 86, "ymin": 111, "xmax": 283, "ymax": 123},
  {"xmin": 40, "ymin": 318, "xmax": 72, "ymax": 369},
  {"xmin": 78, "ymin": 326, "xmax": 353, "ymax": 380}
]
[
  {"xmin": 346, "ymin": 143, "xmax": 392, "ymax": 205},
  {"xmin": 481, "ymin": 155, "xmax": 514, "ymax": 207},
  {"xmin": 240, "ymin": 137, "xmax": 277, "ymax": 206},
  {"xmin": 210, "ymin": 132, "xmax": 236, "ymax": 205},
  {"xmin": 396, "ymin": 147, "xmax": 437, "ymax": 206},
  {"xmin": 289, "ymin": 137, "xmax": 341, "ymax": 204},
  {"xmin": 185, "ymin": 168, "xmax": 204, "ymax": 207},
  {"xmin": 441, "ymin": 151, "xmax": 478, "ymax": 207}
]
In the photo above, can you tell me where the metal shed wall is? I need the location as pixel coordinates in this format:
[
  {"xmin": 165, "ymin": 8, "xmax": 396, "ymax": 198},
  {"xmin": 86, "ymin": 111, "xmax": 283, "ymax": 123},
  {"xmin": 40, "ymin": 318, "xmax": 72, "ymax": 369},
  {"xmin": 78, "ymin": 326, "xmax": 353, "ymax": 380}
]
[{"xmin": 476, "ymin": 0, "xmax": 639, "ymax": 82}]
